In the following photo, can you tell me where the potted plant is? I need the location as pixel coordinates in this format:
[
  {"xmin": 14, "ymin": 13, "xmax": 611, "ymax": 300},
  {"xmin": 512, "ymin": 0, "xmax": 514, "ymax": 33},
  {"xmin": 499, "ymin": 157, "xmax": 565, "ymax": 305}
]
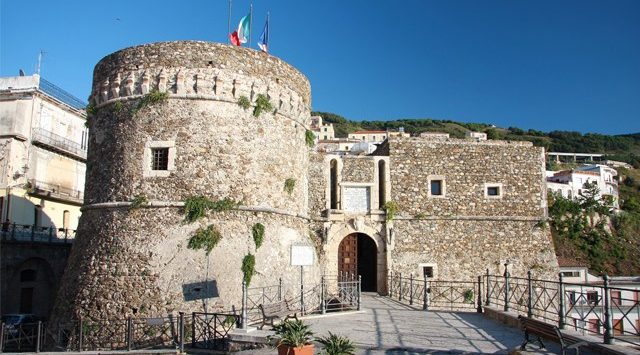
[
  {"xmin": 317, "ymin": 332, "xmax": 355, "ymax": 355},
  {"xmin": 271, "ymin": 319, "xmax": 314, "ymax": 355}
]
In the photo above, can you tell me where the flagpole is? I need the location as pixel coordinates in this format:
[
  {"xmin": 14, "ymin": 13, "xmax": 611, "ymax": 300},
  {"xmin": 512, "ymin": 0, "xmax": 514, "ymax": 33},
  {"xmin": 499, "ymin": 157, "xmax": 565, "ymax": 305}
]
[
  {"xmin": 249, "ymin": 2, "xmax": 253, "ymax": 48},
  {"xmin": 227, "ymin": 0, "xmax": 232, "ymax": 44},
  {"xmin": 267, "ymin": 11, "xmax": 270, "ymax": 51}
]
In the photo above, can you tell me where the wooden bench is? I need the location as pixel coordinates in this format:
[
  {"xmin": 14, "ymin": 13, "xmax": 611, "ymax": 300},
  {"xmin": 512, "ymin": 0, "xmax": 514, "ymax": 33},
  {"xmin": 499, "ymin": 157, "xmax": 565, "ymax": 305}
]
[
  {"xmin": 258, "ymin": 299, "xmax": 298, "ymax": 330},
  {"xmin": 518, "ymin": 315, "xmax": 588, "ymax": 355}
]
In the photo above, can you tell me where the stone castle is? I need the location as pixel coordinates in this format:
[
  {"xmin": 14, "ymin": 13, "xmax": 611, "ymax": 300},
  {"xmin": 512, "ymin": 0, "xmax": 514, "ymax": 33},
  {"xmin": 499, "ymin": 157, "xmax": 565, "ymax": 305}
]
[{"xmin": 51, "ymin": 41, "xmax": 558, "ymax": 321}]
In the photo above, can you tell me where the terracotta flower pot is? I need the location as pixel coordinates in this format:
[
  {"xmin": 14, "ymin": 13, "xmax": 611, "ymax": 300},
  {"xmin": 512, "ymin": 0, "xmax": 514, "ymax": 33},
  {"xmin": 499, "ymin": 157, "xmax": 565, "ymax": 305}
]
[{"xmin": 277, "ymin": 344, "xmax": 314, "ymax": 355}]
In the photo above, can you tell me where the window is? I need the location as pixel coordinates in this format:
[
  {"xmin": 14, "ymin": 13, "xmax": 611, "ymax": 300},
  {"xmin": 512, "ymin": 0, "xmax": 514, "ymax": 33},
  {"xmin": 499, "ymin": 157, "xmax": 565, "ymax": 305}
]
[
  {"xmin": 561, "ymin": 271, "xmax": 580, "ymax": 278},
  {"xmin": 587, "ymin": 319, "xmax": 600, "ymax": 334},
  {"xmin": 152, "ymin": 148, "xmax": 169, "ymax": 170},
  {"xmin": 613, "ymin": 319, "xmax": 623, "ymax": 336},
  {"xmin": 330, "ymin": 159, "xmax": 339, "ymax": 210},
  {"xmin": 587, "ymin": 291, "xmax": 599, "ymax": 305},
  {"xmin": 324, "ymin": 135, "xmax": 327, "ymax": 140},
  {"xmin": 484, "ymin": 183, "xmax": 503, "ymax": 198},
  {"xmin": 20, "ymin": 269, "xmax": 37, "ymax": 282},
  {"xmin": 431, "ymin": 180, "xmax": 442, "ymax": 195},
  {"xmin": 611, "ymin": 291, "xmax": 622, "ymax": 306},
  {"xmin": 378, "ymin": 160, "xmax": 386, "ymax": 208},
  {"xmin": 144, "ymin": 141, "xmax": 176, "ymax": 177},
  {"xmin": 423, "ymin": 267, "xmax": 434, "ymax": 278}
]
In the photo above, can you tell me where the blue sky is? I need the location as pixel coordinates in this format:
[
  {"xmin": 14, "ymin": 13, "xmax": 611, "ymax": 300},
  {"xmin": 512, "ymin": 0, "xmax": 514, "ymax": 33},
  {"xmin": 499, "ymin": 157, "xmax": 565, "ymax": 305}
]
[{"xmin": 1, "ymin": 0, "xmax": 639, "ymax": 134}]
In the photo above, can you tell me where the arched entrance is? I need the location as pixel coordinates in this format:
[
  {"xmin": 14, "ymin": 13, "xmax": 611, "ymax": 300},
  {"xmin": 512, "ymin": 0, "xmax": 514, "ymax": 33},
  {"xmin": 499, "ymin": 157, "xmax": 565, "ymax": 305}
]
[{"xmin": 338, "ymin": 233, "xmax": 377, "ymax": 292}]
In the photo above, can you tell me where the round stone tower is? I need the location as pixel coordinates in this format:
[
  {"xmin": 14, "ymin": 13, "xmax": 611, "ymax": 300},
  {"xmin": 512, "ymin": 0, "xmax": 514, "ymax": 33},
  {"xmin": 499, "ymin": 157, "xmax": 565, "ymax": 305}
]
[{"xmin": 51, "ymin": 41, "xmax": 319, "ymax": 320}]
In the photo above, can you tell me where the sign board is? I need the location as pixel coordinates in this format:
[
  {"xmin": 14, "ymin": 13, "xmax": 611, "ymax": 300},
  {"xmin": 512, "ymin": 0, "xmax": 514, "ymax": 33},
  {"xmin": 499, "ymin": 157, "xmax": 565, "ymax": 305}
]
[{"xmin": 291, "ymin": 245, "xmax": 314, "ymax": 266}]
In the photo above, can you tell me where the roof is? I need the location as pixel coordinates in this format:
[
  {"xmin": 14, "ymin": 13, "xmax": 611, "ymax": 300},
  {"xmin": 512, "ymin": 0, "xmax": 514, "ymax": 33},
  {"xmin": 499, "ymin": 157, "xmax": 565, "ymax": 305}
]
[
  {"xmin": 557, "ymin": 256, "xmax": 589, "ymax": 267},
  {"xmin": 351, "ymin": 130, "xmax": 387, "ymax": 134}
]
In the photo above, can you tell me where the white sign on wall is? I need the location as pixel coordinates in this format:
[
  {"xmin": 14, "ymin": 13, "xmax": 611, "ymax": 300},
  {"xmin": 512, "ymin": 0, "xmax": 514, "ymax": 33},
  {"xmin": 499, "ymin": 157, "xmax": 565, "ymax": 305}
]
[
  {"xmin": 343, "ymin": 186, "xmax": 370, "ymax": 212},
  {"xmin": 291, "ymin": 245, "xmax": 314, "ymax": 266}
]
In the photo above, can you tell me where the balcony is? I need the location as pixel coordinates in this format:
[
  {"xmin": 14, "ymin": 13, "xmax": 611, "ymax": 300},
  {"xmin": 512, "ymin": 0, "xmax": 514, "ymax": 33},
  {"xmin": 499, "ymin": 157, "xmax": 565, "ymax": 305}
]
[
  {"xmin": 31, "ymin": 127, "xmax": 87, "ymax": 160},
  {"xmin": 28, "ymin": 179, "xmax": 84, "ymax": 205}
]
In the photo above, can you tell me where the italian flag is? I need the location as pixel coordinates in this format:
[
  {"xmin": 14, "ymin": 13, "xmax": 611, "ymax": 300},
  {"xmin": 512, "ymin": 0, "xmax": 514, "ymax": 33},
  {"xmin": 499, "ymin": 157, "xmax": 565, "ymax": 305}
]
[{"xmin": 230, "ymin": 14, "xmax": 250, "ymax": 46}]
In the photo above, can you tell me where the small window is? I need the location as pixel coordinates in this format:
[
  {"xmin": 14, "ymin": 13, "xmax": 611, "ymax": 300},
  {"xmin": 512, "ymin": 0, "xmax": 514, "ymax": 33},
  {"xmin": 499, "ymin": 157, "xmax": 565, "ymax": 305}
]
[
  {"xmin": 151, "ymin": 148, "xmax": 169, "ymax": 170},
  {"xmin": 487, "ymin": 186, "xmax": 500, "ymax": 196},
  {"xmin": 587, "ymin": 291, "xmax": 599, "ymax": 305},
  {"xmin": 21, "ymin": 269, "xmax": 37, "ymax": 282},
  {"xmin": 430, "ymin": 180, "xmax": 442, "ymax": 196},
  {"xmin": 484, "ymin": 183, "xmax": 503, "ymax": 198},
  {"xmin": 423, "ymin": 267, "xmax": 434, "ymax": 278}
]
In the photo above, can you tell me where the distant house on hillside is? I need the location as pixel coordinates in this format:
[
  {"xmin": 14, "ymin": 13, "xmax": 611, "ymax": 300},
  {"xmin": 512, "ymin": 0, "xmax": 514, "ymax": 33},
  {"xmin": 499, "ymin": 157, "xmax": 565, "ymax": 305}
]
[{"xmin": 546, "ymin": 164, "xmax": 619, "ymax": 208}]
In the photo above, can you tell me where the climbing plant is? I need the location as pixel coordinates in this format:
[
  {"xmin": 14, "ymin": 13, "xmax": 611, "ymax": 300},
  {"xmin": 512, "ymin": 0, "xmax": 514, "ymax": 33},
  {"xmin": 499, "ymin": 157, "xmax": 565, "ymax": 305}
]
[
  {"xmin": 187, "ymin": 225, "xmax": 222, "ymax": 255},
  {"xmin": 305, "ymin": 130, "xmax": 315, "ymax": 147},
  {"xmin": 253, "ymin": 94, "xmax": 273, "ymax": 117},
  {"xmin": 183, "ymin": 196, "xmax": 239, "ymax": 223},
  {"xmin": 383, "ymin": 201, "xmax": 399, "ymax": 221},
  {"xmin": 237, "ymin": 96, "xmax": 251, "ymax": 110},
  {"xmin": 132, "ymin": 90, "xmax": 168, "ymax": 114},
  {"xmin": 463, "ymin": 289, "xmax": 474, "ymax": 303},
  {"xmin": 252, "ymin": 223, "xmax": 265, "ymax": 249},
  {"xmin": 284, "ymin": 178, "xmax": 296, "ymax": 195},
  {"xmin": 241, "ymin": 254, "xmax": 256, "ymax": 286},
  {"xmin": 129, "ymin": 194, "xmax": 148, "ymax": 210}
]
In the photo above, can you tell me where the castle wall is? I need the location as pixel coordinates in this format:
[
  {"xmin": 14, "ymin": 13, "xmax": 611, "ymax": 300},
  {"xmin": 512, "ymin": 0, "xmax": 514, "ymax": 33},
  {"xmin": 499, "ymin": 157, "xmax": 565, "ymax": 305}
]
[
  {"xmin": 388, "ymin": 136, "xmax": 558, "ymax": 280},
  {"xmin": 341, "ymin": 156, "xmax": 375, "ymax": 184},
  {"xmin": 52, "ymin": 42, "xmax": 319, "ymax": 321}
]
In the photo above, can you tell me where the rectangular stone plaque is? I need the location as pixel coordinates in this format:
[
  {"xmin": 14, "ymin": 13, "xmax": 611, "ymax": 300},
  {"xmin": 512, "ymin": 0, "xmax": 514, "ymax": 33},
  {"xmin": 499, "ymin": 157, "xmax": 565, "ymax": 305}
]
[
  {"xmin": 291, "ymin": 245, "xmax": 314, "ymax": 266},
  {"xmin": 343, "ymin": 186, "xmax": 370, "ymax": 212}
]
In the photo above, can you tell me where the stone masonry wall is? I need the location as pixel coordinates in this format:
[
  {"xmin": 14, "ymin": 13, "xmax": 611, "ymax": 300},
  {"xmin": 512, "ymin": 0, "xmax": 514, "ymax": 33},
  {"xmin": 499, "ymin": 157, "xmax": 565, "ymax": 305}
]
[
  {"xmin": 391, "ymin": 219, "xmax": 558, "ymax": 280},
  {"xmin": 341, "ymin": 156, "xmax": 375, "ymax": 183},
  {"xmin": 390, "ymin": 137, "xmax": 547, "ymax": 217},
  {"xmin": 308, "ymin": 153, "xmax": 328, "ymax": 217},
  {"xmin": 388, "ymin": 136, "xmax": 558, "ymax": 280},
  {"xmin": 52, "ymin": 208, "xmax": 319, "ymax": 320}
]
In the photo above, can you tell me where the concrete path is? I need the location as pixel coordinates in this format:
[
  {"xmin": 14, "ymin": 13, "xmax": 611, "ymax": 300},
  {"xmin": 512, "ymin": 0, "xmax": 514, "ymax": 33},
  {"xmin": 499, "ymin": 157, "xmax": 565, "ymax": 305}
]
[{"xmin": 236, "ymin": 293, "xmax": 564, "ymax": 354}]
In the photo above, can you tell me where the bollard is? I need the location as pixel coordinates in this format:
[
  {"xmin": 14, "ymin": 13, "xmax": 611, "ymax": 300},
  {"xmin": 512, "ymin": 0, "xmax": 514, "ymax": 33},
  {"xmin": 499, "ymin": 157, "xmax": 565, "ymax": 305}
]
[
  {"xmin": 423, "ymin": 274, "xmax": 428, "ymax": 311},
  {"xmin": 477, "ymin": 276, "xmax": 483, "ymax": 313},
  {"xmin": 603, "ymin": 275, "xmax": 614, "ymax": 344},
  {"xmin": 558, "ymin": 273, "xmax": 566, "ymax": 329},
  {"xmin": 409, "ymin": 274, "xmax": 414, "ymax": 305},
  {"xmin": 527, "ymin": 270, "xmax": 533, "ymax": 318},
  {"xmin": 485, "ymin": 268, "xmax": 490, "ymax": 306},
  {"xmin": 36, "ymin": 321, "xmax": 42, "ymax": 353},
  {"xmin": 241, "ymin": 280, "xmax": 248, "ymax": 329},
  {"xmin": 278, "ymin": 277, "xmax": 283, "ymax": 301},
  {"xmin": 504, "ymin": 269, "xmax": 510, "ymax": 312},
  {"xmin": 399, "ymin": 273, "xmax": 403, "ymax": 301},
  {"xmin": 179, "ymin": 312, "xmax": 185, "ymax": 353}
]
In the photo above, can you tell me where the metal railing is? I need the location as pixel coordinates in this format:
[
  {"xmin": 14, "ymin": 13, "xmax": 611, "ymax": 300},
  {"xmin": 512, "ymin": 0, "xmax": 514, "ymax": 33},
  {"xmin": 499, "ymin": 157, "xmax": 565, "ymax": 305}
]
[
  {"xmin": 1, "ymin": 223, "xmax": 75, "ymax": 243},
  {"xmin": 32, "ymin": 127, "xmax": 87, "ymax": 160},
  {"xmin": 388, "ymin": 272, "xmax": 481, "ymax": 312},
  {"xmin": 29, "ymin": 179, "xmax": 84, "ymax": 202},
  {"xmin": 484, "ymin": 270, "xmax": 640, "ymax": 347},
  {"xmin": 39, "ymin": 78, "xmax": 87, "ymax": 111}
]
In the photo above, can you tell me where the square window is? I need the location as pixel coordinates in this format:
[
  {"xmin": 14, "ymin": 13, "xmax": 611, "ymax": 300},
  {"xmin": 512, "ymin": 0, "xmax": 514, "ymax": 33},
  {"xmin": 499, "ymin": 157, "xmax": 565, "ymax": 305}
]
[
  {"xmin": 487, "ymin": 186, "xmax": 500, "ymax": 196},
  {"xmin": 151, "ymin": 148, "xmax": 169, "ymax": 170},
  {"xmin": 423, "ymin": 266, "xmax": 434, "ymax": 278},
  {"xmin": 430, "ymin": 180, "xmax": 442, "ymax": 196}
]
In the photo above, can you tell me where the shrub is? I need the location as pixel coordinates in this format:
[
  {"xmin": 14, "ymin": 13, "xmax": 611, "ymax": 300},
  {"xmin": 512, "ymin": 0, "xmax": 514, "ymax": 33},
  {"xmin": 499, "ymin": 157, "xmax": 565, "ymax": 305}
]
[
  {"xmin": 187, "ymin": 225, "xmax": 222, "ymax": 255},
  {"xmin": 237, "ymin": 96, "xmax": 251, "ymax": 110},
  {"xmin": 130, "ymin": 194, "xmax": 148, "ymax": 210},
  {"xmin": 284, "ymin": 178, "xmax": 296, "ymax": 195},
  {"xmin": 317, "ymin": 332, "xmax": 355, "ymax": 355},
  {"xmin": 383, "ymin": 201, "xmax": 399, "ymax": 221},
  {"xmin": 272, "ymin": 319, "xmax": 314, "ymax": 349},
  {"xmin": 252, "ymin": 223, "xmax": 265, "ymax": 249},
  {"xmin": 241, "ymin": 254, "xmax": 256, "ymax": 286},
  {"xmin": 253, "ymin": 94, "xmax": 273, "ymax": 117},
  {"xmin": 305, "ymin": 129, "xmax": 315, "ymax": 147}
]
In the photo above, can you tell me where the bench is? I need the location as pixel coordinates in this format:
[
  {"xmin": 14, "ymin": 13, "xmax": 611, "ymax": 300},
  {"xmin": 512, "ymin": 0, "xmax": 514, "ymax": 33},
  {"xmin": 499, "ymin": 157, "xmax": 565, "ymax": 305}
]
[
  {"xmin": 258, "ymin": 299, "xmax": 298, "ymax": 330},
  {"xmin": 518, "ymin": 315, "xmax": 588, "ymax": 355}
]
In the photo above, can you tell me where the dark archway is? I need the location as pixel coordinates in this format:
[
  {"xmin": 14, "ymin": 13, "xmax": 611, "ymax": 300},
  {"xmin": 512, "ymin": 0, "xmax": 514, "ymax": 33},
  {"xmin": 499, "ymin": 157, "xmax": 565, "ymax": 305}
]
[{"xmin": 338, "ymin": 233, "xmax": 377, "ymax": 292}]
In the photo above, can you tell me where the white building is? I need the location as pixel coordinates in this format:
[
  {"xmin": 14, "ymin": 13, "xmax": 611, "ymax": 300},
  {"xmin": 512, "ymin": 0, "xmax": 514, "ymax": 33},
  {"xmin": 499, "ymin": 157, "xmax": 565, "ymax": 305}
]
[
  {"xmin": 559, "ymin": 259, "xmax": 639, "ymax": 340},
  {"xmin": 0, "ymin": 74, "xmax": 87, "ymax": 236},
  {"xmin": 546, "ymin": 164, "xmax": 619, "ymax": 208},
  {"xmin": 310, "ymin": 115, "xmax": 335, "ymax": 141},
  {"xmin": 348, "ymin": 130, "xmax": 388, "ymax": 143}
]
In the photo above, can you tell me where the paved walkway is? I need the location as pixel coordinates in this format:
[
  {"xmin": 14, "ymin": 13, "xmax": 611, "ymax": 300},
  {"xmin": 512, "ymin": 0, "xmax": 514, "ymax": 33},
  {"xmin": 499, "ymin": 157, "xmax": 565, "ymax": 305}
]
[{"xmin": 237, "ymin": 293, "xmax": 563, "ymax": 354}]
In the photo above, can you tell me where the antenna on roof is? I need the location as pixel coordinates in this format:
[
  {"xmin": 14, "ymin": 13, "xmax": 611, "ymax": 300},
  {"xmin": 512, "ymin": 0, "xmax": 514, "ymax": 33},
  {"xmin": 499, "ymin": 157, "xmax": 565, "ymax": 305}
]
[
  {"xmin": 36, "ymin": 50, "xmax": 46, "ymax": 75},
  {"xmin": 19, "ymin": 69, "xmax": 25, "ymax": 76}
]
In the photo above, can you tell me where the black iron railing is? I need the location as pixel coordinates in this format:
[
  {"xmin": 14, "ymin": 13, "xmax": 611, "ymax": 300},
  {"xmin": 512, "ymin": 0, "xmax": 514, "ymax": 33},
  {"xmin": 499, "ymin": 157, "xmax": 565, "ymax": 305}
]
[
  {"xmin": 388, "ymin": 272, "xmax": 481, "ymax": 312},
  {"xmin": 1, "ymin": 223, "xmax": 75, "ymax": 243}
]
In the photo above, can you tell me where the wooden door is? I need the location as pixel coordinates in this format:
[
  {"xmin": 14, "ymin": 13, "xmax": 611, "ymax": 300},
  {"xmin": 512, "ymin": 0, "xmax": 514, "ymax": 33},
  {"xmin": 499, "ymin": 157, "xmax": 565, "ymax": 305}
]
[{"xmin": 338, "ymin": 234, "xmax": 357, "ymax": 278}]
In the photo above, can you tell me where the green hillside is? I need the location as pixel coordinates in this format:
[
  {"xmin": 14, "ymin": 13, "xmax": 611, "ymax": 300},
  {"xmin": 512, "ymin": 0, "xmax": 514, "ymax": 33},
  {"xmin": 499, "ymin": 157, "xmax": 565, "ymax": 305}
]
[
  {"xmin": 313, "ymin": 111, "xmax": 640, "ymax": 168},
  {"xmin": 313, "ymin": 111, "xmax": 640, "ymax": 275}
]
